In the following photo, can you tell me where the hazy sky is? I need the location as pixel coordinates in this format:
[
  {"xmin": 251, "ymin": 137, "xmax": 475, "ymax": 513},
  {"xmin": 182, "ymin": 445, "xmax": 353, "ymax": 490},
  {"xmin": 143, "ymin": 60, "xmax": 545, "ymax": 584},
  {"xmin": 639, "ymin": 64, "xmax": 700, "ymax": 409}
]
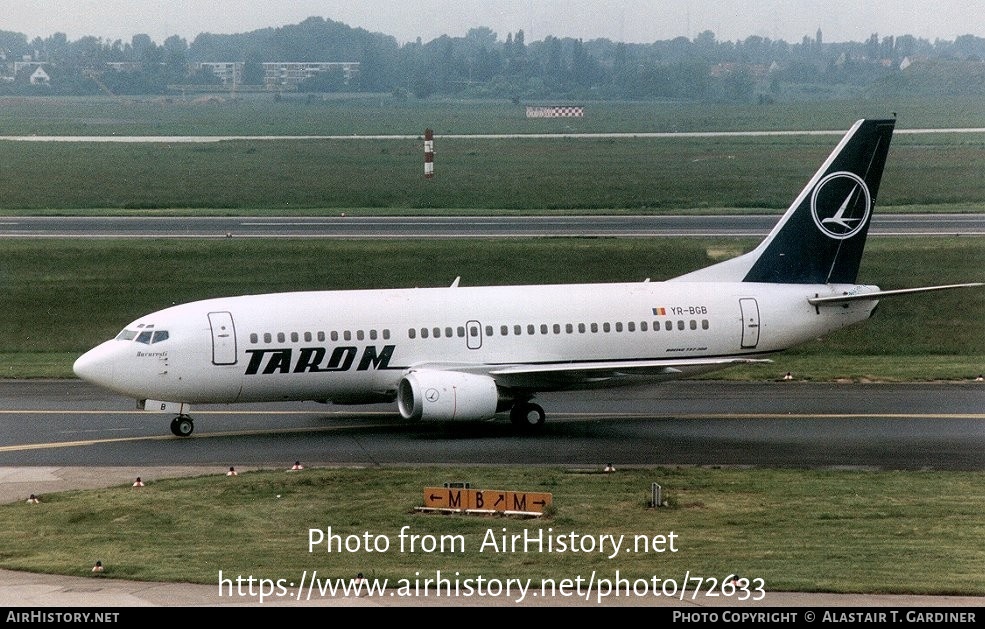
[{"xmin": 1, "ymin": 1, "xmax": 982, "ymax": 45}]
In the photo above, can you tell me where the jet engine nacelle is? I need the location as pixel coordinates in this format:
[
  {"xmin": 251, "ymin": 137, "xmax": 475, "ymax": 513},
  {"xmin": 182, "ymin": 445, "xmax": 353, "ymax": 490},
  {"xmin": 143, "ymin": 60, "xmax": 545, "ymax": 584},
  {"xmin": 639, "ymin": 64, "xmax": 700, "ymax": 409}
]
[{"xmin": 397, "ymin": 369, "xmax": 499, "ymax": 421}]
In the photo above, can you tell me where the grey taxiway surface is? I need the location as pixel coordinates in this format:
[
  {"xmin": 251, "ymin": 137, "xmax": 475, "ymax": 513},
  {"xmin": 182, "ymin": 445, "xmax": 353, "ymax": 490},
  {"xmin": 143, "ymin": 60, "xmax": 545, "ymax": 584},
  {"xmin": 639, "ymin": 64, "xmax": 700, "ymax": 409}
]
[{"xmin": 1, "ymin": 379, "xmax": 982, "ymax": 469}]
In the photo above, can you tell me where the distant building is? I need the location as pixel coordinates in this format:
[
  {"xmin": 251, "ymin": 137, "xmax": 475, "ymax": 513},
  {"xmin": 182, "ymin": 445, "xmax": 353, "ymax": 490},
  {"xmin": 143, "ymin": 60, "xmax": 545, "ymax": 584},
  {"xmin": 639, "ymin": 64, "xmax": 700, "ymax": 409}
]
[
  {"xmin": 10, "ymin": 62, "xmax": 51, "ymax": 85},
  {"xmin": 105, "ymin": 62, "xmax": 142, "ymax": 73},
  {"xmin": 30, "ymin": 66, "xmax": 49, "ymax": 85},
  {"xmin": 262, "ymin": 62, "xmax": 359, "ymax": 89},
  {"xmin": 195, "ymin": 62, "xmax": 244, "ymax": 86}
]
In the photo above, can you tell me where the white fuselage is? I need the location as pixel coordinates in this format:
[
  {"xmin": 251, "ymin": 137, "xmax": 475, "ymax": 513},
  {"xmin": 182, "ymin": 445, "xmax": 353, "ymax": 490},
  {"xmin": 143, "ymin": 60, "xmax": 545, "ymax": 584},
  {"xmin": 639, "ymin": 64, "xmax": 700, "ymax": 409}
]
[{"xmin": 73, "ymin": 280, "xmax": 878, "ymax": 406}]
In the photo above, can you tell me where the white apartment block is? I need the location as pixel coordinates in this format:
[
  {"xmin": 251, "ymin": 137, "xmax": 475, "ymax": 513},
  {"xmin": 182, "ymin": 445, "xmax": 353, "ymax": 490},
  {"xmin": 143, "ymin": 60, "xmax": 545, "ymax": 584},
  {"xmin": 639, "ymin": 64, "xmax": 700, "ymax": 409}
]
[
  {"xmin": 262, "ymin": 62, "xmax": 359, "ymax": 88},
  {"xmin": 195, "ymin": 62, "xmax": 244, "ymax": 86}
]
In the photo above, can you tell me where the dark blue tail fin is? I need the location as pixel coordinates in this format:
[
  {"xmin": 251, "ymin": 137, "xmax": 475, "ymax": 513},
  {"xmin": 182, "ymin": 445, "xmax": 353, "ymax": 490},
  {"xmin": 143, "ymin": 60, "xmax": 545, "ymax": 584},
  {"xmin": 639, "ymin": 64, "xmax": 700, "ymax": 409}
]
[
  {"xmin": 673, "ymin": 119, "xmax": 895, "ymax": 285},
  {"xmin": 743, "ymin": 118, "xmax": 895, "ymax": 283}
]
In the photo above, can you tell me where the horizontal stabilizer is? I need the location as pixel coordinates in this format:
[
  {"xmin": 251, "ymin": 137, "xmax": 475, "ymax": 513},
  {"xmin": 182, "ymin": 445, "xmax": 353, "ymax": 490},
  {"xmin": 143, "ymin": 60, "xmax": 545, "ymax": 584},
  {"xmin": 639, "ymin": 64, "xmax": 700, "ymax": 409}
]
[{"xmin": 808, "ymin": 283, "xmax": 984, "ymax": 305}]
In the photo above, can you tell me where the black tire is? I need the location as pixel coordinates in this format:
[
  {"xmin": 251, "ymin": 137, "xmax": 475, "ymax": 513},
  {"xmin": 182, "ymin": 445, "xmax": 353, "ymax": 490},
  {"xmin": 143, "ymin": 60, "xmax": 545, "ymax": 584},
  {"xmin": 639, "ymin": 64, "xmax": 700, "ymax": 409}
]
[
  {"xmin": 510, "ymin": 402, "xmax": 545, "ymax": 430},
  {"xmin": 170, "ymin": 415, "xmax": 194, "ymax": 437}
]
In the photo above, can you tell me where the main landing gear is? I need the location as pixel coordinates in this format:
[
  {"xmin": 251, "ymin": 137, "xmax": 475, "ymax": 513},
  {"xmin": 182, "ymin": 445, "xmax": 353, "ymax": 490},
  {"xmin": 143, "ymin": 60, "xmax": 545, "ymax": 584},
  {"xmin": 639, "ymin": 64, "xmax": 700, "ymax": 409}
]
[
  {"xmin": 170, "ymin": 414, "xmax": 194, "ymax": 437},
  {"xmin": 510, "ymin": 401, "xmax": 546, "ymax": 430}
]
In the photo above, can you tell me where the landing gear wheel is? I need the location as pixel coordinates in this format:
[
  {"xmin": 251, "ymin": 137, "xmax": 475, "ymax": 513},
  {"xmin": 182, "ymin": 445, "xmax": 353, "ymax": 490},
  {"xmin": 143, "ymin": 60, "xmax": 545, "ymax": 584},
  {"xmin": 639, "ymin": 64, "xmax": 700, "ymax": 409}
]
[
  {"xmin": 170, "ymin": 415, "xmax": 194, "ymax": 437},
  {"xmin": 510, "ymin": 402, "xmax": 545, "ymax": 430}
]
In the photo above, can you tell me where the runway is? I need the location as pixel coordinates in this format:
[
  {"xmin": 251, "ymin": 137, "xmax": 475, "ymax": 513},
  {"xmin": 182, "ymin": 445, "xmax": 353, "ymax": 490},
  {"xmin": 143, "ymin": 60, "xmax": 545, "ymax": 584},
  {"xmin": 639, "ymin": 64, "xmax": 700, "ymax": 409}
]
[
  {"xmin": 0, "ymin": 214, "xmax": 983, "ymax": 238},
  {"xmin": 1, "ymin": 380, "xmax": 982, "ymax": 470}
]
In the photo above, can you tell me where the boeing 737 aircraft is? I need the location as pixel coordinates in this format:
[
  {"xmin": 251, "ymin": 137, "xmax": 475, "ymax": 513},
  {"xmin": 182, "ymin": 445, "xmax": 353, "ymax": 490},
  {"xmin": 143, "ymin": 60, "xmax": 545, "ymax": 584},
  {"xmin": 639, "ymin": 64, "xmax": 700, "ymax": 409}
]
[{"xmin": 74, "ymin": 118, "xmax": 981, "ymax": 436}]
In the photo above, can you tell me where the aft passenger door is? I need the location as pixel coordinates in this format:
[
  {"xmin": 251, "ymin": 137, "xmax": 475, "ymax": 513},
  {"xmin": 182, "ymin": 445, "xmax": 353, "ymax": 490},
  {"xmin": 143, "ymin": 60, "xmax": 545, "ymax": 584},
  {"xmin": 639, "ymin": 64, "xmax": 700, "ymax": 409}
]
[
  {"xmin": 208, "ymin": 311, "xmax": 238, "ymax": 365},
  {"xmin": 739, "ymin": 298, "xmax": 760, "ymax": 349}
]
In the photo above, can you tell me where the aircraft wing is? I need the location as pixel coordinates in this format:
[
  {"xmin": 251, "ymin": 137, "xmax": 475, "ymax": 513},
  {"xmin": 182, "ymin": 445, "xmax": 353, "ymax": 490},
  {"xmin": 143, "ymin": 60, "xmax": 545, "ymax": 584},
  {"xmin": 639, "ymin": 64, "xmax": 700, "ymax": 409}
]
[{"xmin": 481, "ymin": 357, "xmax": 771, "ymax": 390}]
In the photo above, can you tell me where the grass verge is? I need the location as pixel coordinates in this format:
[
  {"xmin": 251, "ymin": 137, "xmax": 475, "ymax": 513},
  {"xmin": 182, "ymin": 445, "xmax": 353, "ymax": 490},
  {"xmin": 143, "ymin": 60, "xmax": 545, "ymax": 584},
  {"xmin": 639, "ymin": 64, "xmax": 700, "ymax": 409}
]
[{"xmin": 0, "ymin": 466, "xmax": 982, "ymax": 595}]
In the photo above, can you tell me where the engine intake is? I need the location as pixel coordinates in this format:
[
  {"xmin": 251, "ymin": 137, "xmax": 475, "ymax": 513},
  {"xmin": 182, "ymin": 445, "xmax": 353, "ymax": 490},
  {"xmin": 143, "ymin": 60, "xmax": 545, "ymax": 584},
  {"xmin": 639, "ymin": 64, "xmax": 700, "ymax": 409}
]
[{"xmin": 398, "ymin": 370, "xmax": 499, "ymax": 421}]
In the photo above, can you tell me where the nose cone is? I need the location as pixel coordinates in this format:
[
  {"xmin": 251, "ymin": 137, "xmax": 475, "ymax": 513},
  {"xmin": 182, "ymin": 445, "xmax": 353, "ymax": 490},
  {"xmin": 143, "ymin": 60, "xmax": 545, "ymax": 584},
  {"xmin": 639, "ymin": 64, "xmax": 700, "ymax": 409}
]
[{"xmin": 73, "ymin": 342, "xmax": 120, "ymax": 391}]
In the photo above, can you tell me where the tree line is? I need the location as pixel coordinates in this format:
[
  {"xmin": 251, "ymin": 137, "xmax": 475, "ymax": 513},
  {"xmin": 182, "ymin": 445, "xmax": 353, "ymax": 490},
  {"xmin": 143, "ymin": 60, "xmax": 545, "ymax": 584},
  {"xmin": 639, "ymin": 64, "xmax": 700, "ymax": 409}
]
[{"xmin": 2, "ymin": 16, "xmax": 985, "ymax": 100}]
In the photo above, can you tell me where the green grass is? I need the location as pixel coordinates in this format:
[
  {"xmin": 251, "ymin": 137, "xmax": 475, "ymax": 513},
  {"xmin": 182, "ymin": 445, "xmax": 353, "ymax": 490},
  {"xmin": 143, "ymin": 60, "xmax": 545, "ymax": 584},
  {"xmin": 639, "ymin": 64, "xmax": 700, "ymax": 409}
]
[
  {"xmin": 1, "ymin": 466, "xmax": 981, "ymax": 595},
  {"xmin": 2, "ymin": 94, "xmax": 985, "ymax": 136},
  {"xmin": 2, "ymin": 134, "xmax": 985, "ymax": 211},
  {"xmin": 709, "ymin": 355, "xmax": 985, "ymax": 383}
]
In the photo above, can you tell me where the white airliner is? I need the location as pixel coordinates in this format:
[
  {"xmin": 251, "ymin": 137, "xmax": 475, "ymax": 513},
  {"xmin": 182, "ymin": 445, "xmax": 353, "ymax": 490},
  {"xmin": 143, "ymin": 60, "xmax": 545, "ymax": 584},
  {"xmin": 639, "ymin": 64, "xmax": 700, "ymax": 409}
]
[{"xmin": 74, "ymin": 118, "xmax": 981, "ymax": 436}]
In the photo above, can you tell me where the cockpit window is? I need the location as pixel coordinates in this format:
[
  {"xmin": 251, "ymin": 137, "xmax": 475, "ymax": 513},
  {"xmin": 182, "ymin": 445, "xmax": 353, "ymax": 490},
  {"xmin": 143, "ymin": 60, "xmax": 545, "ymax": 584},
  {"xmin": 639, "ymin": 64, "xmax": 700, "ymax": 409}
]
[{"xmin": 116, "ymin": 328, "xmax": 170, "ymax": 344}]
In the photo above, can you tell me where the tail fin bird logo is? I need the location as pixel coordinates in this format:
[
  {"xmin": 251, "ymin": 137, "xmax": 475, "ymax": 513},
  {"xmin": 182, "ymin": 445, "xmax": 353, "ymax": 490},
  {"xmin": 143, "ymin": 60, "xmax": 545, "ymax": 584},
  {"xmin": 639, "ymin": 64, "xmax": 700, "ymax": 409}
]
[{"xmin": 810, "ymin": 171, "xmax": 872, "ymax": 240}]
